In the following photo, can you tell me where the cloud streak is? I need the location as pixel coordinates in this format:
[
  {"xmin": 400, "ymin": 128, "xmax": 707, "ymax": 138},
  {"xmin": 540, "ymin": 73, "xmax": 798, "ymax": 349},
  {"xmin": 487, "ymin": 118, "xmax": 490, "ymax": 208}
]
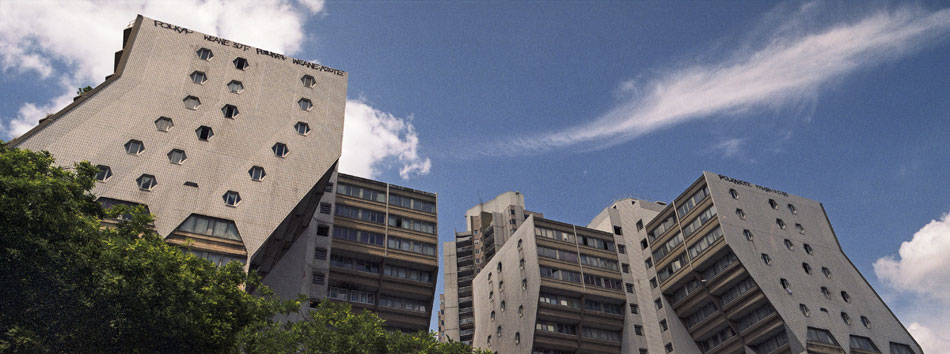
[{"xmin": 504, "ymin": 6, "xmax": 950, "ymax": 153}]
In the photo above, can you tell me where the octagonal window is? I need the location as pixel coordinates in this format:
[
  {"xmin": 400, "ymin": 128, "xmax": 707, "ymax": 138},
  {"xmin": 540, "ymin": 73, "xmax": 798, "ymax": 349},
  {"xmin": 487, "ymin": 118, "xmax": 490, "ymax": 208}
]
[
  {"xmin": 155, "ymin": 116, "xmax": 174, "ymax": 132},
  {"xmin": 183, "ymin": 96, "xmax": 201, "ymax": 110},
  {"xmin": 272, "ymin": 142, "xmax": 289, "ymax": 157},
  {"xmin": 298, "ymin": 98, "xmax": 313, "ymax": 111},
  {"xmin": 249, "ymin": 166, "xmax": 266, "ymax": 181},
  {"xmin": 190, "ymin": 71, "xmax": 207, "ymax": 84},
  {"xmin": 136, "ymin": 174, "xmax": 157, "ymax": 190},
  {"xmin": 301, "ymin": 74, "xmax": 315, "ymax": 88},
  {"xmin": 233, "ymin": 57, "xmax": 249, "ymax": 70},
  {"xmin": 95, "ymin": 165, "xmax": 112, "ymax": 181},
  {"xmin": 124, "ymin": 139, "xmax": 144, "ymax": 155},
  {"xmin": 196, "ymin": 126, "xmax": 214, "ymax": 141},
  {"xmin": 196, "ymin": 48, "xmax": 213, "ymax": 60},
  {"xmin": 223, "ymin": 191, "xmax": 241, "ymax": 206},
  {"xmin": 294, "ymin": 121, "xmax": 311, "ymax": 135},
  {"xmin": 167, "ymin": 149, "xmax": 187, "ymax": 164},
  {"xmin": 227, "ymin": 80, "xmax": 244, "ymax": 93},
  {"xmin": 221, "ymin": 104, "xmax": 239, "ymax": 119}
]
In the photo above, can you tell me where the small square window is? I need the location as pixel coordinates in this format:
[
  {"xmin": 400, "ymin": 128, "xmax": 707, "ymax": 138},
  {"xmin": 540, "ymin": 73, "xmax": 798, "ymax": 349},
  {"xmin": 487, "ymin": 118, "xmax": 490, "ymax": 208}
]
[
  {"xmin": 640, "ymin": 349, "xmax": 648, "ymax": 354},
  {"xmin": 641, "ymin": 239, "xmax": 649, "ymax": 249},
  {"xmin": 649, "ymin": 277, "xmax": 657, "ymax": 288},
  {"xmin": 272, "ymin": 143, "xmax": 289, "ymax": 157},
  {"xmin": 155, "ymin": 117, "xmax": 174, "ymax": 132},
  {"xmin": 627, "ymin": 283, "xmax": 635, "ymax": 293},
  {"xmin": 95, "ymin": 165, "xmax": 112, "ymax": 181},
  {"xmin": 189, "ymin": 71, "xmax": 207, "ymax": 84},
  {"xmin": 227, "ymin": 80, "xmax": 244, "ymax": 93},
  {"xmin": 634, "ymin": 325, "xmax": 643, "ymax": 336},
  {"xmin": 636, "ymin": 219, "xmax": 644, "ymax": 231},
  {"xmin": 314, "ymin": 247, "xmax": 327, "ymax": 260},
  {"xmin": 295, "ymin": 121, "xmax": 311, "ymax": 135},
  {"xmin": 221, "ymin": 104, "xmax": 239, "ymax": 119},
  {"xmin": 622, "ymin": 263, "xmax": 630, "ymax": 273},
  {"xmin": 167, "ymin": 149, "xmax": 187, "ymax": 164},
  {"xmin": 316, "ymin": 224, "xmax": 329, "ymax": 237},
  {"xmin": 301, "ymin": 74, "xmax": 316, "ymax": 88},
  {"xmin": 319, "ymin": 202, "xmax": 332, "ymax": 214},
  {"xmin": 312, "ymin": 272, "xmax": 325, "ymax": 285},
  {"xmin": 248, "ymin": 166, "xmax": 266, "ymax": 181},
  {"xmin": 665, "ymin": 343, "xmax": 673, "ymax": 353},
  {"xmin": 614, "ymin": 226, "xmax": 623, "ymax": 235},
  {"xmin": 222, "ymin": 191, "xmax": 241, "ymax": 206},
  {"xmin": 655, "ymin": 298, "xmax": 663, "ymax": 310},
  {"xmin": 618, "ymin": 244, "xmax": 626, "ymax": 254},
  {"xmin": 124, "ymin": 139, "xmax": 144, "ymax": 155},
  {"xmin": 298, "ymin": 98, "xmax": 313, "ymax": 111},
  {"xmin": 233, "ymin": 57, "xmax": 249, "ymax": 70},
  {"xmin": 183, "ymin": 95, "xmax": 201, "ymax": 110},
  {"xmin": 196, "ymin": 48, "xmax": 213, "ymax": 60},
  {"xmin": 660, "ymin": 319, "xmax": 668, "ymax": 331},
  {"xmin": 630, "ymin": 303, "xmax": 638, "ymax": 314},
  {"xmin": 645, "ymin": 257, "xmax": 653, "ymax": 268}
]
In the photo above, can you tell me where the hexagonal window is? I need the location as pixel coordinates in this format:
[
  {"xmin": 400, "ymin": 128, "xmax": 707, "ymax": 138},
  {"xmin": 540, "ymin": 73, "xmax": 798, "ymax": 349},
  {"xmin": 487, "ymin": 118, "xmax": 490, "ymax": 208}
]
[
  {"xmin": 196, "ymin": 126, "xmax": 214, "ymax": 141},
  {"xmin": 167, "ymin": 149, "xmax": 187, "ymax": 164},
  {"xmin": 223, "ymin": 190, "xmax": 241, "ymax": 206},
  {"xmin": 227, "ymin": 80, "xmax": 244, "ymax": 93},
  {"xmin": 183, "ymin": 96, "xmax": 201, "ymax": 110},
  {"xmin": 196, "ymin": 48, "xmax": 214, "ymax": 60},
  {"xmin": 124, "ymin": 139, "xmax": 144, "ymax": 155},
  {"xmin": 155, "ymin": 117, "xmax": 174, "ymax": 132},
  {"xmin": 136, "ymin": 174, "xmax": 157, "ymax": 190},
  {"xmin": 95, "ymin": 165, "xmax": 112, "ymax": 181},
  {"xmin": 272, "ymin": 142, "xmax": 289, "ymax": 157},
  {"xmin": 294, "ymin": 121, "xmax": 311, "ymax": 135},
  {"xmin": 190, "ymin": 71, "xmax": 207, "ymax": 84},
  {"xmin": 298, "ymin": 98, "xmax": 313, "ymax": 111},
  {"xmin": 301, "ymin": 74, "xmax": 315, "ymax": 88},
  {"xmin": 221, "ymin": 104, "xmax": 239, "ymax": 119},
  {"xmin": 248, "ymin": 166, "xmax": 266, "ymax": 181},
  {"xmin": 233, "ymin": 57, "xmax": 249, "ymax": 70}
]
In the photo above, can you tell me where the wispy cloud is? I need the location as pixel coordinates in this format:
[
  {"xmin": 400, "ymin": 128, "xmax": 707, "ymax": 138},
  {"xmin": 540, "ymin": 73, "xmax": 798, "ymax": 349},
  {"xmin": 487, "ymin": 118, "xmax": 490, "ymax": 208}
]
[
  {"xmin": 500, "ymin": 5, "xmax": 950, "ymax": 154},
  {"xmin": 712, "ymin": 138, "xmax": 745, "ymax": 159}
]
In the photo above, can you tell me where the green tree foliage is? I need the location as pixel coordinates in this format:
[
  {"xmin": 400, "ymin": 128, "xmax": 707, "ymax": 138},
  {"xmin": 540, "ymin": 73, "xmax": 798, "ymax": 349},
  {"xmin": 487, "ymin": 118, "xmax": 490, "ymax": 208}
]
[
  {"xmin": 76, "ymin": 85, "xmax": 93, "ymax": 96},
  {"xmin": 0, "ymin": 145, "xmax": 488, "ymax": 354},
  {"xmin": 239, "ymin": 301, "xmax": 492, "ymax": 354}
]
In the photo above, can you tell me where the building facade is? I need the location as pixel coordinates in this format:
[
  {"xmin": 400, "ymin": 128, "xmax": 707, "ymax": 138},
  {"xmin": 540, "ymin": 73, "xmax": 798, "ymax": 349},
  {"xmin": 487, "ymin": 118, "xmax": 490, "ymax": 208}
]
[{"xmin": 8, "ymin": 16, "xmax": 439, "ymax": 332}]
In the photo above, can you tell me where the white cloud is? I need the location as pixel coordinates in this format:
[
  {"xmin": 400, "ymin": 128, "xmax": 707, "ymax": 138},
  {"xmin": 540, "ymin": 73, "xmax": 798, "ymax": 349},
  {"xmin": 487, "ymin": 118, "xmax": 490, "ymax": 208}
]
[
  {"xmin": 340, "ymin": 99, "xmax": 431, "ymax": 180},
  {"xmin": 874, "ymin": 211, "xmax": 950, "ymax": 302},
  {"xmin": 505, "ymin": 6, "xmax": 950, "ymax": 153},
  {"xmin": 713, "ymin": 138, "xmax": 744, "ymax": 158},
  {"xmin": 907, "ymin": 322, "xmax": 950, "ymax": 354},
  {"xmin": 0, "ymin": 0, "xmax": 323, "ymax": 137}
]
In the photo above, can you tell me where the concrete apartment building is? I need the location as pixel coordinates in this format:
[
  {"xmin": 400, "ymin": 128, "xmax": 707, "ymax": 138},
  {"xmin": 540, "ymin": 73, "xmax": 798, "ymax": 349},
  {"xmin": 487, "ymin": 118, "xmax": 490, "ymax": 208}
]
[
  {"xmin": 7, "ymin": 16, "xmax": 439, "ymax": 332},
  {"xmin": 442, "ymin": 192, "xmax": 543, "ymax": 344}
]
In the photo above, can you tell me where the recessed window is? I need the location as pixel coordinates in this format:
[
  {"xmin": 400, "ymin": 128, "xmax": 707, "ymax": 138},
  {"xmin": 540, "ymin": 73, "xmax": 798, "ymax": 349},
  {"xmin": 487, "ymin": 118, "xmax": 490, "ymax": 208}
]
[
  {"xmin": 221, "ymin": 104, "xmax": 239, "ymax": 118},
  {"xmin": 167, "ymin": 149, "xmax": 187, "ymax": 164},
  {"xmin": 95, "ymin": 165, "xmax": 112, "ymax": 181},
  {"xmin": 294, "ymin": 121, "xmax": 311, "ymax": 135},
  {"xmin": 861, "ymin": 316, "xmax": 871, "ymax": 328},
  {"xmin": 124, "ymin": 139, "xmax": 144, "ymax": 155},
  {"xmin": 136, "ymin": 174, "xmax": 157, "ymax": 190},
  {"xmin": 803, "ymin": 262, "xmax": 812, "ymax": 274},
  {"xmin": 486, "ymin": 335, "xmax": 491, "ymax": 347},
  {"xmin": 272, "ymin": 143, "xmax": 289, "ymax": 157},
  {"xmin": 804, "ymin": 243, "xmax": 814, "ymax": 255},
  {"xmin": 196, "ymin": 48, "xmax": 213, "ymax": 60},
  {"xmin": 183, "ymin": 95, "xmax": 201, "ymax": 110},
  {"xmin": 500, "ymin": 300, "xmax": 506, "ymax": 311},
  {"xmin": 784, "ymin": 239, "xmax": 794, "ymax": 250},
  {"xmin": 196, "ymin": 126, "xmax": 214, "ymax": 141},
  {"xmin": 795, "ymin": 223, "xmax": 805, "ymax": 234},
  {"xmin": 822, "ymin": 267, "xmax": 832, "ymax": 278},
  {"xmin": 155, "ymin": 116, "xmax": 174, "ymax": 132},
  {"xmin": 776, "ymin": 218, "xmax": 786, "ymax": 229},
  {"xmin": 736, "ymin": 208, "xmax": 746, "ymax": 219},
  {"xmin": 635, "ymin": 325, "xmax": 643, "ymax": 335},
  {"xmin": 729, "ymin": 188, "xmax": 739, "ymax": 199},
  {"xmin": 660, "ymin": 319, "xmax": 668, "ymax": 331},
  {"xmin": 821, "ymin": 286, "xmax": 832, "ymax": 299},
  {"xmin": 223, "ymin": 190, "xmax": 241, "ymax": 206},
  {"xmin": 298, "ymin": 98, "xmax": 313, "ymax": 111},
  {"xmin": 301, "ymin": 74, "xmax": 315, "ymax": 88},
  {"xmin": 498, "ymin": 280, "xmax": 504, "ymax": 291},
  {"xmin": 518, "ymin": 305, "xmax": 524, "ymax": 317},
  {"xmin": 490, "ymin": 311, "xmax": 495, "ymax": 321},
  {"xmin": 641, "ymin": 239, "xmax": 648, "ymax": 249},
  {"xmin": 248, "ymin": 166, "xmax": 266, "ymax": 181},
  {"xmin": 665, "ymin": 343, "xmax": 673, "ymax": 353},
  {"xmin": 841, "ymin": 312, "xmax": 852, "ymax": 325},
  {"xmin": 227, "ymin": 80, "xmax": 244, "ymax": 93},
  {"xmin": 517, "ymin": 239, "xmax": 523, "ymax": 249},
  {"xmin": 762, "ymin": 253, "xmax": 772, "ymax": 265},
  {"xmin": 841, "ymin": 291, "xmax": 851, "ymax": 303},
  {"xmin": 743, "ymin": 229, "xmax": 754, "ymax": 241},
  {"xmin": 519, "ymin": 258, "xmax": 525, "ymax": 270},
  {"xmin": 769, "ymin": 199, "xmax": 778, "ymax": 209},
  {"xmin": 190, "ymin": 71, "xmax": 207, "ymax": 84},
  {"xmin": 521, "ymin": 279, "xmax": 527, "ymax": 290},
  {"xmin": 800, "ymin": 303, "xmax": 810, "ymax": 316},
  {"xmin": 788, "ymin": 203, "xmax": 797, "ymax": 214},
  {"xmin": 233, "ymin": 57, "xmax": 249, "ymax": 70},
  {"xmin": 514, "ymin": 332, "xmax": 520, "ymax": 345},
  {"xmin": 780, "ymin": 278, "xmax": 791, "ymax": 294},
  {"xmin": 498, "ymin": 262, "xmax": 503, "ymax": 272}
]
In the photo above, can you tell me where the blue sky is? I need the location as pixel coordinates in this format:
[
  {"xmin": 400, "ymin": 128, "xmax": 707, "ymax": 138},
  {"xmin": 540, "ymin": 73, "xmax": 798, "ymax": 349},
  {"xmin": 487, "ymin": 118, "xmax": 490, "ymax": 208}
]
[{"xmin": 2, "ymin": 1, "xmax": 949, "ymax": 349}]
